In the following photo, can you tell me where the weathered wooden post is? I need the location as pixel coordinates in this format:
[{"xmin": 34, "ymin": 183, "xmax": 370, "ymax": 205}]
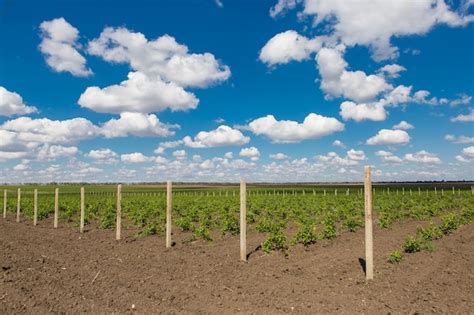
[
  {"xmin": 452, "ymin": 186, "xmax": 455, "ymax": 195},
  {"xmin": 166, "ymin": 181, "xmax": 172, "ymax": 248},
  {"xmin": 116, "ymin": 184, "xmax": 122, "ymax": 240},
  {"xmin": 54, "ymin": 188, "xmax": 59, "ymax": 228},
  {"xmin": 80, "ymin": 187, "xmax": 85, "ymax": 233},
  {"xmin": 3, "ymin": 190, "xmax": 6, "ymax": 219},
  {"xmin": 240, "ymin": 177, "xmax": 247, "ymax": 262},
  {"xmin": 33, "ymin": 189, "xmax": 38, "ymax": 226},
  {"xmin": 364, "ymin": 166, "xmax": 374, "ymax": 280},
  {"xmin": 16, "ymin": 188, "xmax": 21, "ymax": 223}
]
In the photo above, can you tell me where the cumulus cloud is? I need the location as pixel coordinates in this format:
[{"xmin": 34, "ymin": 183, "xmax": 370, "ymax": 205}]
[
  {"xmin": 39, "ymin": 17, "xmax": 92, "ymax": 77},
  {"xmin": 300, "ymin": 0, "xmax": 474, "ymax": 61},
  {"xmin": 240, "ymin": 147, "xmax": 260, "ymax": 161},
  {"xmin": 455, "ymin": 146, "xmax": 474, "ymax": 163},
  {"xmin": 315, "ymin": 150, "xmax": 365, "ymax": 167},
  {"xmin": 269, "ymin": 153, "xmax": 289, "ymax": 160},
  {"xmin": 0, "ymin": 87, "xmax": 37, "ymax": 116},
  {"xmin": 451, "ymin": 108, "xmax": 474, "ymax": 122},
  {"xmin": 339, "ymin": 101, "xmax": 387, "ymax": 122},
  {"xmin": 78, "ymin": 72, "xmax": 199, "ymax": 114},
  {"xmin": 366, "ymin": 129, "xmax": 410, "ymax": 146},
  {"xmin": 0, "ymin": 116, "xmax": 99, "ymax": 145},
  {"xmin": 183, "ymin": 125, "xmax": 250, "ymax": 148},
  {"xmin": 375, "ymin": 150, "xmax": 403, "ymax": 163},
  {"xmin": 393, "ymin": 121, "xmax": 414, "ymax": 130},
  {"xmin": 259, "ymin": 30, "xmax": 323, "ymax": 65},
  {"xmin": 86, "ymin": 148, "xmax": 118, "ymax": 164},
  {"xmin": 332, "ymin": 140, "xmax": 346, "ymax": 148},
  {"xmin": 247, "ymin": 113, "xmax": 344, "ymax": 143},
  {"xmin": 154, "ymin": 140, "xmax": 183, "ymax": 155},
  {"xmin": 100, "ymin": 112, "xmax": 179, "ymax": 138},
  {"xmin": 346, "ymin": 149, "xmax": 366, "ymax": 161},
  {"xmin": 172, "ymin": 150, "xmax": 187, "ymax": 160},
  {"xmin": 269, "ymin": 0, "xmax": 300, "ymax": 18},
  {"xmin": 121, "ymin": 152, "xmax": 153, "ymax": 163},
  {"xmin": 316, "ymin": 48, "xmax": 391, "ymax": 103},
  {"xmin": 445, "ymin": 134, "xmax": 474, "ymax": 144},
  {"xmin": 37, "ymin": 145, "xmax": 78, "ymax": 160},
  {"xmin": 377, "ymin": 64, "xmax": 406, "ymax": 78},
  {"xmin": 404, "ymin": 150, "xmax": 441, "ymax": 164},
  {"xmin": 87, "ymin": 27, "xmax": 230, "ymax": 88}
]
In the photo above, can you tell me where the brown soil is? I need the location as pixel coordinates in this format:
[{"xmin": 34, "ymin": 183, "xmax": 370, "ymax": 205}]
[{"xmin": 1, "ymin": 216, "xmax": 473, "ymax": 314}]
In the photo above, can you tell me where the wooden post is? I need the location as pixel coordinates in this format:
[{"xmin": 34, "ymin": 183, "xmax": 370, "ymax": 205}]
[
  {"xmin": 418, "ymin": 187, "xmax": 421, "ymax": 196},
  {"xmin": 116, "ymin": 184, "xmax": 122, "ymax": 240},
  {"xmin": 16, "ymin": 188, "xmax": 21, "ymax": 223},
  {"xmin": 452, "ymin": 186, "xmax": 455, "ymax": 195},
  {"xmin": 364, "ymin": 166, "xmax": 374, "ymax": 281},
  {"xmin": 54, "ymin": 188, "xmax": 59, "ymax": 228},
  {"xmin": 33, "ymin": 189, "xmax": 38, "ymax": 226},
  {"xmin": 324, "ymin": 189, "xmax": 326, "ymax": 196},
  {"xmin": 166, "ymin": 181, "xmax": 172, "ymax": 248},
  {"xmin": 335, "ymin": 189, "xmax": 337, "ymax": 196},
  {"xmin": 402, "ymin": 187, "xmax": 405, "ymax": 195},
  {"xmin": 3, "ymin": 190, "xmax": 6, "ymax": 219},
  {"xmin": 240, "ymin": 177, "xmax": 247, "ymax": 262},
  {"xmin": 80, "ymin": 187, "xmax": 85, "ymax": 233}
]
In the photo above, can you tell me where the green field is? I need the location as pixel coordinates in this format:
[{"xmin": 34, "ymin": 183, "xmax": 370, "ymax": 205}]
[{"xmin": 1, "ymin": 183, "xmax": 472, "ymax": 256}]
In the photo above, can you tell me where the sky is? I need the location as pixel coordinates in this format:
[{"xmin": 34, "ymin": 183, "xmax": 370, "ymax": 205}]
[{"xmin": 0, "ymin": 0, "xmax": 473, "ymax": 183}]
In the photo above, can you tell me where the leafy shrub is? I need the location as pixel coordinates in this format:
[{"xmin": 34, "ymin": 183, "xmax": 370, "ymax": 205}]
[
  {"xmin": 292, "ymin": 224, "xmax": 317, "ymax": 246},
  {"xmin": 403, "ymin": 235, "xmax": 422, "ymax": 253},
  {"xmin": 262, "ymin": 230, "xmax": 288, "ymax": 255},
  {"xmin": 194, "ymin": 226, "xmax": 212, "ymax": 241},
  {"xmin": 175, "ymin": 217, "xmax": 193, "ymax": 232},
  {"xmin": 416, "ymin": 223, "xmax": 442, "ymax": 241},
  {"xmin": 320, "ymin": 215, "xmax": 337, "ymax": 239},
  {"xmin": 388, "ymin": 250, "xmax": 402, "ymax": 263},
  {"xmin": 439, "ymin": 213, "xmax": 460, "ymax": 235},
  {"xmin": 343, "ymin": 215, "xmax": 363, "ymax": 232}
]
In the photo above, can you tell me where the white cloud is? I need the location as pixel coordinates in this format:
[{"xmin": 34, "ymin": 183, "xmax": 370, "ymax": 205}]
[
  {"xmin": 456, "ymin": 146, "xmax": 474, "ymax": 163},
  {"xmin": 315, "ymin": 151, "xmax": 360, "ymax": 167},
  {"xmin": 86, "ymin": 148, "xmax": 118, "ymax": 164},
  {"xmin": 393, "ymin": 120, "xmax": 414, "ymax": 130},
  {"xmin": 224, "ymin": 152, "xmax": 233, "ymax": 159},
  {"xmin": 78, "ymin": 72, "xmax": 199, "ymax": 114},
  {"xmin": 154, "ymin": 140, "xmax": 183, "ymax": 155},
  {"xmin": 339, "ymin": 100, "xmax": 387, "ymax": 122},
  {"xmin": 0, "ymin": 116, "xmax": 99, "ymax": 145},
  {"xmin": 269, "ymin": 153, "xmax": 289, "ymax": 160},
  {"xmin": 449, "ymin": 94, "xmax": 472, "ymax": 106},
  {"xmin": 375, "ymin": 150, "xmax": 403, "ymax": 163},
  {"xmin": 183, "ymin": 125, "xmax": 250, "ymax": 148},
  {"xmin": 247, "ymin": 113, "xmax": 344, "ymax": 143},
  {"xmin": 120, "ymin": 152, "xmax": 153, "ymax": 163},
  {"xmin": 332, "ymin": 140, "xmax": 346, "ymax": 148},
  {"xmin": 451, "ymin": 108, "xmax": 474, "ymax": 122},
  {"xmin": 301, "ymin": 0, "xmax": 474, "ymax": 61},
  {"xmin": 377, "ymin": 64, "xmax": 406, "ymax": 78},
  {"xmin": 37, "ymin": 145, "xmax": 78, "ymax": 160},
  {"xmin": 404, "ymin": 150, "xmax": 441, "ymax": 164},
  {"xmin": 0, "ymin": 87, "xmax": 37, "ymax": 116},
  {"xmin": 346, "ymin": 149, "xmax": 366, "ymax": 161},
  {"xmin": 172, "ymin": 150, "xmax": 187, "ymax": 160},
  {"xmin": 269, "ymin": 0, "xmax": 300, "ymax": 18},
  {"xmin": 259, "ymin": 30, "xmax": 322, "ymax": 65},
  {"xmin": 215, "ymin": 0, "xmax": 223, "ymax": 8},
  {"xmin": 39, "ymin": 17, "xmax": 92, "ymax": 77},
  {"xmin": 366, "ymin": 129, "xmax": 410, "ymax": 146},
  {"xmin": 87, "ymin": 27, "xmax": 230, "ymax": 88},
  {"xmin": 240, "ymin": 147, "xmax": 260, "ymax": 161},
  {"xmin": 100, "ymin": 112, "xmax": 179, "ymax": 138},
  {"xmin": 444, "ymin": 134, "xmax": 474, "ymax": 144},
  {"xmin": 13, "ymin": 161, "xmax": 30, "ymax": 171},
  {"xmin": 316, "ymin": 48, "xmax": 391, "ymax": 103}
]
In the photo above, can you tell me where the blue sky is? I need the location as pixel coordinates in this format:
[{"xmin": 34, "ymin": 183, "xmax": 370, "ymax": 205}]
[{"xmin": 0, "ymin": 0, "xmax": 473, "ymax": 183}]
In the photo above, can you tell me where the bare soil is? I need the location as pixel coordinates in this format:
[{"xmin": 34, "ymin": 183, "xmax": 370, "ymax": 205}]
[{"xmin": 0, "ymin": 216, "xmax": 473, "ymax": 314}]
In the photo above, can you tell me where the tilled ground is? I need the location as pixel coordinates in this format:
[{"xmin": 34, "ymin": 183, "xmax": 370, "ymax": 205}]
[{"xmin": 0, "ymin": 216, "xmax": 473, "ymax": 314}]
